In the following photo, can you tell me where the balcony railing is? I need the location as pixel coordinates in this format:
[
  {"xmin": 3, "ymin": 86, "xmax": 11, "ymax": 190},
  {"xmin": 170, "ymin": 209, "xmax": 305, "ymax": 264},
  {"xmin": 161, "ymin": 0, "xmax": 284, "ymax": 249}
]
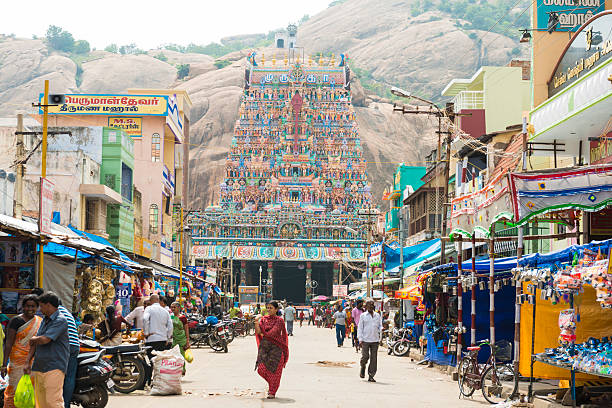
[{"xmin": 453, "ymin": 91, "xmax": 484, "ymax": 112}]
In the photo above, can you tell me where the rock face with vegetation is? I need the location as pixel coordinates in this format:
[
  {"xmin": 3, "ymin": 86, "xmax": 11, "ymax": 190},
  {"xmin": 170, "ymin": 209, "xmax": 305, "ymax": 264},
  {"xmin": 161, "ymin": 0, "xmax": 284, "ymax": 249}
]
[{"xmin": 0, "ymin": 0, "xmax": 528, "ymax": 208}]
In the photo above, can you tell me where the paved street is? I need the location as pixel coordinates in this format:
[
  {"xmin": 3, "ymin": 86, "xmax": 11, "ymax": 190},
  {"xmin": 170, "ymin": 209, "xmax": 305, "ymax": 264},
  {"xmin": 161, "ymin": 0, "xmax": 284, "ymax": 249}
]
[{"xmin": 110, "ymin": 325, "xmax": 489, "ymax": 407}]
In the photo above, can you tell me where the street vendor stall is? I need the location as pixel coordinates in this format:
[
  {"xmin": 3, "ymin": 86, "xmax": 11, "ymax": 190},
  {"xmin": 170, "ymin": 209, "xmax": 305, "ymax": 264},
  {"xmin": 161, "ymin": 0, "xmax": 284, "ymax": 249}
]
[{"xmin": 513, "ymin": 240, "xmax": 612, "ymax": 406}]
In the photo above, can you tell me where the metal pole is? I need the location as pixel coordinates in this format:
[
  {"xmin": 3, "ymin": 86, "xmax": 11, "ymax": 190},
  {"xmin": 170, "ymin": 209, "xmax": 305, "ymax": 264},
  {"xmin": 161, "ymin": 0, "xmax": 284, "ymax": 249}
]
[
  {"xmin": 230, "ymin": 242, "xmax": 233, "ymax": 299},
  {"xmin": 471, "ymin": 234, "xmax": 476, "ymax": 345},
  {"xmin": 179, "ymin": 206, "xmax": 184, "ymax": 303},
  {"xmin": 489, "ymin": 223, "xmax": 496, "ymax": 345},
  {"xmin": 440, "ymin": 132, "xmax": 451, "ymax": 265},
  {"xmin": 38, "ymin": 80, "xmax": 49, "ymax": 288},
  {"xmin": 399, "ymin": 210, "xmax": 404, "ymax": 327},
  {"xmin": 259, "ymin": 265, "xmax": 262, "ymax": 304},
  {"xmin": 366, "ymin": 211, "xmax": 372, "ymax": 298},
  {"xmin": 515, "ymin": 225, "xmax": 523, "ymax": 373},
  {"xmin": 528, "ymin": 284, "xmax": 537, "ymax": 402},
  {"xmin": 15, "ymin": 114, "xmax": 24, "ymax": 220},
  {"xmin": 457, "ymin": 237, "xmax": 463, "ymax": 364}
]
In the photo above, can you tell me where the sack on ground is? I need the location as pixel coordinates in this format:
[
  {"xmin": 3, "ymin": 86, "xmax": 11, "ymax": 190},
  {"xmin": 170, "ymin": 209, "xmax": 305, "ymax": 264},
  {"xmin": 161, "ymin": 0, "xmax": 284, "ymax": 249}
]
[
  {"xmin": 149, "ymin": 345, "xmax": 184, "ymax": 395},
  {"xmin": 184, "ymin": 348, "xmax": 194, "ymax": 364},
  {"xmin": 14, "ymin": 374, "xmax": 35, "ymax": 408}
]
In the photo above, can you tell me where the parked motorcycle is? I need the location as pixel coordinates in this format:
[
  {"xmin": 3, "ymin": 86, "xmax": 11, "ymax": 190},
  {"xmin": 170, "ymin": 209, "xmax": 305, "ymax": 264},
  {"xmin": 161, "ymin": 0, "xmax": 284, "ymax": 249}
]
[
  {"xmin": 389, "ymin": 323, "xmax": 418, "ymax": 357},
  {"xmin": 188, "ymin": 316, "xmax": 229, "ymax": 352},
  {"xmin": 71, "ymin": 350, "xmax": 115, "ymax": 408},
  {"xmin": 80, "ymin": 339, "xmax": 151, "ymax": 394}
]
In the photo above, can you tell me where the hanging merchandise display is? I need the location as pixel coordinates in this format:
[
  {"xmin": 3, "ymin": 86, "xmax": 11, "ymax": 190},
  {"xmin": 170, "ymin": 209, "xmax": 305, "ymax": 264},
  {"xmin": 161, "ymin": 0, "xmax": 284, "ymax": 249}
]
[
  {"xmin": 558, "ymin": 309, "xmax": 577, "ymax": 345},
  {"xmin": 75, "ymin": 265, "xmax": 116, "ymax": 319}
]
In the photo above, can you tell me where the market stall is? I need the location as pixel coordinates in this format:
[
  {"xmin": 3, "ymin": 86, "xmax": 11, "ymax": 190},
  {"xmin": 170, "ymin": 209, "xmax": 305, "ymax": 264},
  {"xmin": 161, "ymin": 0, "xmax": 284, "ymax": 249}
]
[{"xmin": 514, "ymin": 242, "xmax": 612, "ymax": 406}]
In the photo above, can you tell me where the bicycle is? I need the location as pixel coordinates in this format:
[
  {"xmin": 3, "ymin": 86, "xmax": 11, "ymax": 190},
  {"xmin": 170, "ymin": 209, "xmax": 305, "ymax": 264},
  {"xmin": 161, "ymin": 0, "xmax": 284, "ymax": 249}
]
[{"xmin": 457, "ymin": 339, "xmax": 518, "ymax": 404}]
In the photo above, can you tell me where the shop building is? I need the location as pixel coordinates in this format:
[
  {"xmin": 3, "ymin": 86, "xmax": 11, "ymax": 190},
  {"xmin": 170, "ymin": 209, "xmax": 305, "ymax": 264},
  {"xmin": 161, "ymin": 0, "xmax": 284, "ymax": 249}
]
[
  {"xmin": 36, "ymin": 89, "xmax": 192, "ymax": 266},
  {"xmin": 382, "ymin": 164, "xmax": 425, "ymax": 236}
]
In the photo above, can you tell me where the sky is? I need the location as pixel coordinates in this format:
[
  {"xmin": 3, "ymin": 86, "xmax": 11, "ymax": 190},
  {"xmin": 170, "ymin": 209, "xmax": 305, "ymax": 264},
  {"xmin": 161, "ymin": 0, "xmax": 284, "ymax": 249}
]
[{"xmin": 1, "ymin": 0, "xmax": 332, "ymax": 49}]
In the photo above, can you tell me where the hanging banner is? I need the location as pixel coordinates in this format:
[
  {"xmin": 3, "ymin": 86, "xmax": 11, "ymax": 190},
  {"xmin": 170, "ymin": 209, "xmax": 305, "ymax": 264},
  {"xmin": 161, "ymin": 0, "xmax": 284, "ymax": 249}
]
[
  {"xmin": 369, "ymin": 242, "xmax": 383, "ymax": 267},
  {"xmin": 39, "ymin": 177, "xmax": 55, "ymax": 235},
  {"xmin": 191, "ymin": 245, "xmax": 365, "ymax": 261},
  {"xmin": 509, "ymin": 164, "xmax": 612, "ymax": 226},
  {"xmin": 450, "ymin": 171, "xmax": 514, "ymax": 237}
]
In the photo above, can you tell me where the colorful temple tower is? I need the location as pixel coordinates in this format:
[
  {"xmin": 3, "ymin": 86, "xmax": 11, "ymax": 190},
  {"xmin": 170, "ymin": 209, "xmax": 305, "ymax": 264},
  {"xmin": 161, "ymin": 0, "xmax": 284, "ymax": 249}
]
[{"xmin": 188, "ymin": 53, "xmax": 371, "ymax": 303}]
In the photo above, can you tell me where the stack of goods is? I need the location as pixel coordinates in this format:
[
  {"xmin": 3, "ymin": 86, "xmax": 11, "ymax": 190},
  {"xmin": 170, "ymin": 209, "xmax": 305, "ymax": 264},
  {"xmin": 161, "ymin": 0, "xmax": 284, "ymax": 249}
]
[
  {"xmin": 512, "ymin": 248, "xmax": 612, "ymax": 308},
  {"xmin": 536, "ymin": 337, "xmax": 612, "ymax": 376}
]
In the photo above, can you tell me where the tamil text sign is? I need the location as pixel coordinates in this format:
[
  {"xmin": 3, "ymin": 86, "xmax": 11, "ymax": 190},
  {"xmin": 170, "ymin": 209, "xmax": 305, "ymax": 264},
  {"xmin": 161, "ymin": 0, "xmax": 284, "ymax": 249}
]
[
  {"xmin": 40, "ymin": 94, "xmax": 168, "ymax": 116},
  {"xmin": 39, "ymin": 177, "xmax": 54, "ymax": 235},
  {"xmin": 108, "ymin": 117, "xmax": 142, "ymax": 137},
  {"xmin": 537, "ymin": 0, "xmax": 604, "ymax": 32},
  {"xmin": 333, "ymin": 284, "xmax": 348, "ymax": 297}
]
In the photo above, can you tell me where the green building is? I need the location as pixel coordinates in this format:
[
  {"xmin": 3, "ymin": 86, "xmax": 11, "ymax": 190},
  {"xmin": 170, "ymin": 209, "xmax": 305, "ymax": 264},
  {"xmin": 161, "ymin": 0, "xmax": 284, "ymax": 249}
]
[
  {"xmin": 384, "ymin": 164, "xmax": 426, "ymax": 233},
  {"xmin": 101, "ymin": 127, "xmax": 135, "ymax": 252}
]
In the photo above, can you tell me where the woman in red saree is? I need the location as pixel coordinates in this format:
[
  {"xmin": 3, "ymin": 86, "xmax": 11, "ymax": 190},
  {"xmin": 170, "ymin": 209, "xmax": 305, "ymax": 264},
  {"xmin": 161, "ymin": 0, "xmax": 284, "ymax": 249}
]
[{"xmin": 255, "ymin": 301, "xmax": 289, "ymax": 399}]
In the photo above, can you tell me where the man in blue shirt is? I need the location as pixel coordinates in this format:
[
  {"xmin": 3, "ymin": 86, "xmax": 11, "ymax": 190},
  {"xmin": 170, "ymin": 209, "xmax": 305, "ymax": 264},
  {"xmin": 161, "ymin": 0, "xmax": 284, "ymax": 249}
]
[
  {"xmin": 58, "ymin": 302, "xmax": 80, "ymax": 408},
  {"xmin": 25, "ymin": 292, "xmax": 69, "ymax": 408}
]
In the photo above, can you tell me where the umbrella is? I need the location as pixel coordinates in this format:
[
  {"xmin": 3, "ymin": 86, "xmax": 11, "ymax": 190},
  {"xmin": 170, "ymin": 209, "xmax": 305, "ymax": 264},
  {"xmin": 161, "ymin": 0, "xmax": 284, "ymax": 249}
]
[
  {"xmin": 395, "ymin": 285, "xmax": 421, "ymax": 301},
  {"xmin": 312, "ymin": 295, "xmax": 328, "ymax": 301}
]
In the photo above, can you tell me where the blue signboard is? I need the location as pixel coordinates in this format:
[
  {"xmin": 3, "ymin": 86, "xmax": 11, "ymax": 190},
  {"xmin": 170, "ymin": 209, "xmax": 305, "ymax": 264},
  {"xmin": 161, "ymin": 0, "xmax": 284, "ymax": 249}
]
[{"xmin": 537, "ymin": 0, "xmax": 604, "ymax": 32}]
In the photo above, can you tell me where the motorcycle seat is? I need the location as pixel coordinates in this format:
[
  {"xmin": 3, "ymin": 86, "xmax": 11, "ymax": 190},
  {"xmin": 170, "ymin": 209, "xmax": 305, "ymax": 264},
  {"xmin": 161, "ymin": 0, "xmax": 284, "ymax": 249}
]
[
  {"xmin": 104, "ymin": 344, "xmax": 141, "ymax": 354},
  {"xmin": 77, "ymin": 352, "xmax": 101, "ymax": 364}
]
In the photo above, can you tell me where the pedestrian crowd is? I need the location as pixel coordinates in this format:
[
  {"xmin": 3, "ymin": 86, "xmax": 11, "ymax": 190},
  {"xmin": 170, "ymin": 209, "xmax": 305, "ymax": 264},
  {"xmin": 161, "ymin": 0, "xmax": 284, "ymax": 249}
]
[{"xmin": 0, "ymin": 289, "xmax": 194, "ymax": 408}]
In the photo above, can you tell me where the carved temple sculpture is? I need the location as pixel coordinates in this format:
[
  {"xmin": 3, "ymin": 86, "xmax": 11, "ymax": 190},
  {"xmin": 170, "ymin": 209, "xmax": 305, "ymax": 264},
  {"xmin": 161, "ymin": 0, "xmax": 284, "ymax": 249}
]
[{"xmin": 188, "ymin": 55, "xmax": 371, "ymax": 263}]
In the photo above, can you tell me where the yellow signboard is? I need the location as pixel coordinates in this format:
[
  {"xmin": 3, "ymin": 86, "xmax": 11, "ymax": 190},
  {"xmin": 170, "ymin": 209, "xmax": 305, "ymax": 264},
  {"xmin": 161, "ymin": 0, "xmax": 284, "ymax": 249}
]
[
  {"xmin": 109, "ymin": 117, "xmax": 142, "ymax": 137},
  {"xmin": 40, "ymin": 94, "xmax": 168, "ymax": 116}
]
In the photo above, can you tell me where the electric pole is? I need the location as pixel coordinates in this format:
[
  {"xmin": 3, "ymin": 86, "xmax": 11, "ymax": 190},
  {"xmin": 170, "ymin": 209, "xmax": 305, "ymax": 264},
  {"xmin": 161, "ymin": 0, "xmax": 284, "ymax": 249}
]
[{"xmin": 14, "ymin": 114, "xmax": 24, "ymax": 220}]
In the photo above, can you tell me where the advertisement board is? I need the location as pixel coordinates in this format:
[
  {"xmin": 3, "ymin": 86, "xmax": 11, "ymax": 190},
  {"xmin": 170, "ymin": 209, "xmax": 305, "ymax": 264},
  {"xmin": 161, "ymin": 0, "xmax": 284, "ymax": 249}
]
[
  {"xmin": 332, "ymin": 284, "xmax": 348, "ymax": 297},
  {"xmin": 40, "ymin": 94, "xmax": 168, "ymax": 116},
  {"xmin": 536, "ymin": 0, "xmax": 604, "ymax": 32},
  {"xmin": 108, "ymin": 117, "xmax": 142, "ymax": 137}
]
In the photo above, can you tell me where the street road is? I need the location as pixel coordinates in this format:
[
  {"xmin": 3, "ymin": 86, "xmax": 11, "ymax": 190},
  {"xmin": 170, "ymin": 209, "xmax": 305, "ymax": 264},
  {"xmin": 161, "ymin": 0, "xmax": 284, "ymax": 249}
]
[{"xmin": 109, "ymin": 324, "xmax": 488, "ymax": 407}]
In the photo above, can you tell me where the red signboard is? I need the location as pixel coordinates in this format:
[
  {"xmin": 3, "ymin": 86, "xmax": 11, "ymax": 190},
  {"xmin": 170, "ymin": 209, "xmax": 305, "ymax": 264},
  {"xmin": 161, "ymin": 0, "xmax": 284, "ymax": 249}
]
[{"xmin": 39, "ymin": 177, "xmax": 55, "ymax": 235}]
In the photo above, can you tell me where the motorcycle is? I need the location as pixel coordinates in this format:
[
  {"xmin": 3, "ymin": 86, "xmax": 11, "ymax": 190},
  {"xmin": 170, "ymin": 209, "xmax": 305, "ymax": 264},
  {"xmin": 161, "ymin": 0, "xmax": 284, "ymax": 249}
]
[
  {"xmin": 389, "ymin": 322, "xmax": 418, "ymax": 357},
  {"xmin": 71, "ymin": 350, "xmax": 115, "ymax": 408},
  {"xmin": 80, "ymin": 339, "xmax": 151, "ymax": 394},
  {"xmin": 188, "ymin": 317, "xmax": 229, "ymax": 352}
]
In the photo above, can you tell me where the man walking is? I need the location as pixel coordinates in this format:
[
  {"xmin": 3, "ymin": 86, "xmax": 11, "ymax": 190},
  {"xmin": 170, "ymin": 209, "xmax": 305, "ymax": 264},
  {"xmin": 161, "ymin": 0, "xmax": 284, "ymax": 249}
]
[
  {"xmin": 284, "ymin": 302, "xmax": 296, "ymax": 336},
  {"xmin": 357, "ymin": 299, "xmax": 382, "ymax": 382},
  {"xmin": 333, "ymin": 305, "xmax": 346, "ymax": 347},
  {"xmin": 58, "ymin": 301, "xmax": 79, "ymax": 408},
  {"xmin": 143, "ymin": 294, "xmax": 173, "ymax": 353},
  {"xmin": 351, "ymin": 300, "xmax": 364, "ymax": 352},
  {"xmin": 25, "ymin": 291, "xmax": 69, "ymax": 408}
]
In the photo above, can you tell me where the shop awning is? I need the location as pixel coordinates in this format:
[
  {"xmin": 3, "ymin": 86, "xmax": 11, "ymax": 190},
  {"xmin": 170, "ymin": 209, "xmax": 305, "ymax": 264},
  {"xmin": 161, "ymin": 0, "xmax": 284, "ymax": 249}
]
[{"xmin": 383, "ymin": 239, "xmax": 442, "ymax": 275}]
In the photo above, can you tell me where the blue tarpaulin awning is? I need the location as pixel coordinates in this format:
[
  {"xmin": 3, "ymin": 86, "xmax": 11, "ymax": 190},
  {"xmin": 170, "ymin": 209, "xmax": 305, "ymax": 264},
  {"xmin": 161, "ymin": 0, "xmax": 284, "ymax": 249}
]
[{"xmin": 384, "ymin": 239, "xmax": 441, "ymax": 275}]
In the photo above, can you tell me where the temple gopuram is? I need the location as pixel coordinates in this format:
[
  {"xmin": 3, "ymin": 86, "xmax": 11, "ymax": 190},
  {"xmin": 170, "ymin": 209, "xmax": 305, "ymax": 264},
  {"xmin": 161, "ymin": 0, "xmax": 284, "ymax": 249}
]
[{"xmin": 187, "ymin": 52, "xmax": 371, "ymax": 303}]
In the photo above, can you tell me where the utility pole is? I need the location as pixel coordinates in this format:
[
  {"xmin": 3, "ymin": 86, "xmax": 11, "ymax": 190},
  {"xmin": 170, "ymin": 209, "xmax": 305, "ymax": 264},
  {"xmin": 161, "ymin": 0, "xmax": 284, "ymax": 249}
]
[
  {"xmin": 398, "ymin": 209, "xmax": 404, "ymax": 326},
  {"xmin": 38, "ymin": 80, "xmax": 50, "ymax": 288},
  {"xmin": 259, "ymin": 265, "xmax": 263, "ymax": 304},
  {"xmin": 14, "ymin": 114, "xmax": 24, "ymax": 220},
  {"xmin": 179, "ymin": 206, "xmax": 184, "ymax": 303},
  {"xmin": 229, "ymin": 242, "xmax": 233, "ymax": 299}
]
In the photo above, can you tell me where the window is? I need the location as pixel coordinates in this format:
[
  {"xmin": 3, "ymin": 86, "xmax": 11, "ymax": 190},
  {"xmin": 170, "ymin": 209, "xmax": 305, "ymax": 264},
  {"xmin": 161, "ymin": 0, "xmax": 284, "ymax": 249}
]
[
  {"xmin": 149, "ymin": 204, "xmax": 159, "ymax": 234},
  {"xmin": 86, "ymin": 199, "xmax": 97, "ymax": 230},
  {"xmin": 151, "ymin": 133, "xmax": 161, "ymax": 162},
  {"xmin": 121, "ymin": 163, "xmax": 133, "ymax": 202}
]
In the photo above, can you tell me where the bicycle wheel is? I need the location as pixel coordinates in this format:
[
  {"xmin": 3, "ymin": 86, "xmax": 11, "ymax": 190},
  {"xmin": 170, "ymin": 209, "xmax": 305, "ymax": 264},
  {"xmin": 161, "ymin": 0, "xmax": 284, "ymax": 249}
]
[
  {"xmin": 457, "ymin": 357, "xmax": 476, "ymax": 398},
  {"xmin": 481, "ymin": 363, "xmax": 518, "ymax": 404}
]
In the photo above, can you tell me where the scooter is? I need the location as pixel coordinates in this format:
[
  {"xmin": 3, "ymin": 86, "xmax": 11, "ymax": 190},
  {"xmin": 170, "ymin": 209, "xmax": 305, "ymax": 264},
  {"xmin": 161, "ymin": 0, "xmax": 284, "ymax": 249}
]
[{"xmin": 71, "ymin": 350, "xmax": 115, "ymax": 408}]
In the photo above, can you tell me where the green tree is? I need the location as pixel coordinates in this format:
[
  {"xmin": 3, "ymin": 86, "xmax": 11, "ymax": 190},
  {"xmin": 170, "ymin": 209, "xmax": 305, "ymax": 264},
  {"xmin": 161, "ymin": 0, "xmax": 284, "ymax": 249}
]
[
  {"xmin": 73, "ymin": 40, "xmax": 90, "ymax": 54},
  {"xmin": 214, "ymin": 59, "xmax": 231, "ymax": 69},
  {"xmin": 299, "ymin": 14, "xmax": 310, "ymax": 25},
  {"xmin": 45, "ymin": 25, "xmax": 74, "ymax": 52},
  {"xmin": 105, "ymin": 43, "xmax": 118, "ymax": 53},
  {"xmin": 154, "ymin": 52, "xmax": 168, "ymax": 62},
  {"xmin": 176, "ymin": 64, "xmax": 190, "ymax": 79}
]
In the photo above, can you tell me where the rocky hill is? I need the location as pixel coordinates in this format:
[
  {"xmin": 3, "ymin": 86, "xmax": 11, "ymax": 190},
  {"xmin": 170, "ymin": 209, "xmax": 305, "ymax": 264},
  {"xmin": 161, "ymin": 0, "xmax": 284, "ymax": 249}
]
[{"xmin": 0, "ymin": 0, "xmax": 527, "ymax": 209}]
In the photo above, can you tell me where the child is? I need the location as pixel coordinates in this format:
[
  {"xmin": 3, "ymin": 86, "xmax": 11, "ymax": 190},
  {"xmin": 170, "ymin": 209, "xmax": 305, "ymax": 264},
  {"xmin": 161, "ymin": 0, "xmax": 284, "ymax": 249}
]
[{"xmin": 298, "ymin": 310, "xmax": 305, "ymax": 327}]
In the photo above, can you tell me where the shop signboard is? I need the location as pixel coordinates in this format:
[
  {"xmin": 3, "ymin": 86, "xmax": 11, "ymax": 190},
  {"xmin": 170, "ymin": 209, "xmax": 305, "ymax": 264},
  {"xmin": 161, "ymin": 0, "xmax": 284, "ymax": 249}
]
[
  {"xmin": 108, "ymin": 117, "xmax": 142, "ymax": 137},
  {"xmin": 206, "ymin": 268, "xmax": 217, "ymax": 284},
  {"xmin": 39, "ymin": 177, "xmax": 54, "ymax": 235},
  {"xmin": 549, "ymin": 12, "xmax": 612, "ymax": 96},
  {"xmin": 116, "ymin": 283, "xmax": 131, "ymax": 299},
  {"xmin": 134, "ymin": 235, "xmax": 143, "ymax": 255},
  {"xmin": 332, "ymin": 284, "xmax": 348, "ymax": 297},
  {"xmin": 238, "ymin": 286, "xmax": 258, "ymax": 304},
  {"xmin": 142, "ymin": 239, "xmax": 153, "ymax": 258},
  {"xmin": 369, "ymin": 242, "xmax": 383, "ymax": 267},
  {"xmin": 537, "ymin": 0, "xmax": 604, "ymax": 33},
  {"xmin": 40, "ymin": 94, "xmax": 169, "ymax": 116},
  {"xmin": 590, "ymin": 133, "xmax": 612, "ymax": 165}
]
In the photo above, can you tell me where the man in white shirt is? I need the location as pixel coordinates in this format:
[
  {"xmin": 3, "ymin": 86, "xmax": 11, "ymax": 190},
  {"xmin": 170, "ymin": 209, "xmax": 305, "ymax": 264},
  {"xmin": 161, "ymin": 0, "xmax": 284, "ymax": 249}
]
[
  {"xmin": 125, "ymin": 297, "xmax": 148, "ymax": 330},
  {"xmin": 143, "ymin": 294, "xmax": 173, "ymax": 353},
  {"xmin": 357, "ymin": 299, "xmax": 382, "ymax": 382}
]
